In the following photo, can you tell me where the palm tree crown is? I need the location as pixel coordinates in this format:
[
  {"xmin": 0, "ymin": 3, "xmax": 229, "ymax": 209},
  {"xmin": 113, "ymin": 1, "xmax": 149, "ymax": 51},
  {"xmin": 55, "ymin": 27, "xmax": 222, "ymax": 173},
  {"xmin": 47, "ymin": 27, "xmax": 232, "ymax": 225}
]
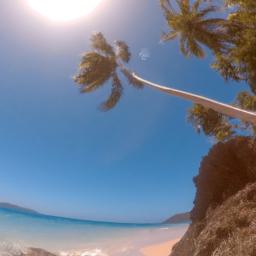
[
  {"xmin": 74, "ymin": 33, "xmax": 143, "ymax": 111},
  {"xmin": 74, "ymin": 32, "xmax": 256, "ymax": 126},
  {"xmin": 160, "ymin": 0, "xmax": 227, "ymax": 58}
]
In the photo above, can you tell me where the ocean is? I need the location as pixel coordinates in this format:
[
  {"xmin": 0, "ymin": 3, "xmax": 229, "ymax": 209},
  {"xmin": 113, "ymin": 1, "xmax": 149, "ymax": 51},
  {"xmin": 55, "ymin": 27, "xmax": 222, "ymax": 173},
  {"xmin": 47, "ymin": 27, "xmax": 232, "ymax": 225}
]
[{"xmin": 0, "ymin": 208, "xmax": 188, "ymax": 256}]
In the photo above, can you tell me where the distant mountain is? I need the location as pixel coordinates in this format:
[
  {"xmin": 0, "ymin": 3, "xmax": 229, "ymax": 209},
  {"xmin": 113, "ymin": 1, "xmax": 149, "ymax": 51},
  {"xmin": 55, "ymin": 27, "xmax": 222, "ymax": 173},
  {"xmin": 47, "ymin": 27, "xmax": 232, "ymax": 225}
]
[
  {"xmin": 0, "ymin": 202, "xmax": 38, "ymax": 214},
  {"xmin": 163, "ymin": 212, "xmax": 190, "ymax": 224}
]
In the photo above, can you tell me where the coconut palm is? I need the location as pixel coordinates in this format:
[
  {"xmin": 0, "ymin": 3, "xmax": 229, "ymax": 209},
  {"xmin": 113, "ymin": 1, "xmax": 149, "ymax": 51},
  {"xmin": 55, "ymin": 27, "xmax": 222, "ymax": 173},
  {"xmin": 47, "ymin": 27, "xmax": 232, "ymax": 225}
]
[
  {"xmin": 132, "ymin": 73, "xmax": 256, "ymax": 124},
  {"xmin": 74, "ymin": 33, "xmax": 256, "ymax": 125},
  {"xmin": 74, "ymin": 32, "xmax": 143, "ymax": 111},
  {"xmin": 160, "ymin": 0, "xmax": 227, "ymax": 58}
]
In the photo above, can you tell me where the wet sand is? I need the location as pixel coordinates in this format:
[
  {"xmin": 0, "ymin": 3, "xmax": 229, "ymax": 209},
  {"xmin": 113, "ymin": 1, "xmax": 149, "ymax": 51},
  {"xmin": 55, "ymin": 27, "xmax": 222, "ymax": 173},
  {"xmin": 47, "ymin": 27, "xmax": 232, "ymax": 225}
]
[{"xmin": 140, "ymin": 238, "xmax": 180, "ymax": 256}]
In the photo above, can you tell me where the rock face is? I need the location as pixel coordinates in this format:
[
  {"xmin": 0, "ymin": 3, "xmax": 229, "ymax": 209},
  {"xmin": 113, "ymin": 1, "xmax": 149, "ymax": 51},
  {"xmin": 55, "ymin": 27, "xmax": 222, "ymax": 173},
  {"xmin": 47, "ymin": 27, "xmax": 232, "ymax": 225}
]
[
  {"xmin": 163, "ymin": 212, "xmax": 190, "ymax": 224},
  {"xmin": 170, "ymin": 137, "xmax": 256, "ymax": 256},
  {"xmin": 171, "ymin": 182, "xmax": 256, "ymax": 256},
  {"xmin": 24, "ymin": 248, "xmax": 57, "ymax": 256},
  {"xmin": 191, "ymin": 136, "xmax": 256, "ymax": 222}
]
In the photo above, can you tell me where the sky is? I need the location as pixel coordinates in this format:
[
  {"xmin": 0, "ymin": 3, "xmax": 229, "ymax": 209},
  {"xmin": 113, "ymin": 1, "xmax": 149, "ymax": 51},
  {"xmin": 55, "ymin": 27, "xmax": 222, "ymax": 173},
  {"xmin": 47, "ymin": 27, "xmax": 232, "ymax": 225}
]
[{"xmin": 0, "ymin": 0, "xmax": 245, "ymax": 223}]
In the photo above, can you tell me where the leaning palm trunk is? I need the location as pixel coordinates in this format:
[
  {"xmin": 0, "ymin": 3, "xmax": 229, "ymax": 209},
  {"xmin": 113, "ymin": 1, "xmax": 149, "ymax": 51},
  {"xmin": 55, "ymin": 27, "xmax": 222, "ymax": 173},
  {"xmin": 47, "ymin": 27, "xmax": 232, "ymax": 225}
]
[{"xmin": 132, "ymin": 73, "xmax": 256, "ymax": 125}]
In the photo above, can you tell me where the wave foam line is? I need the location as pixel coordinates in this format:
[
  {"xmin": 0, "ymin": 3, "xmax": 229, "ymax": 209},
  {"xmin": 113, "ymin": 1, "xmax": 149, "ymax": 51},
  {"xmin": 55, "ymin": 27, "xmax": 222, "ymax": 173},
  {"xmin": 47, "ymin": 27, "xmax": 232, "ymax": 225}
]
[{"xmin": 59, "ymin": 249, "xmax": 108, "ymax": 256}]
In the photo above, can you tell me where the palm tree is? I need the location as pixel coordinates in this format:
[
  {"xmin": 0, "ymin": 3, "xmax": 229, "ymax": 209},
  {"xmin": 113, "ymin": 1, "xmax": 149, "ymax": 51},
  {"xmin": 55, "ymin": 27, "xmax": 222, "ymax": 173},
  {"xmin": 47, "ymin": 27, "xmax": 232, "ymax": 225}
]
[
  {"xmin": 74, "ymin": 33, "xmax": 256, "ymax": 125},
  {"xmin": 160, "ymin": 0, "xmax": 227, "ymax": 58},
  {"xmin": 132, "ymin": 73, "xmax": 256, "ymax": 124},
  {"xmin": 74, "ymin": 33, "xmax": 143, "ymax": 111}
]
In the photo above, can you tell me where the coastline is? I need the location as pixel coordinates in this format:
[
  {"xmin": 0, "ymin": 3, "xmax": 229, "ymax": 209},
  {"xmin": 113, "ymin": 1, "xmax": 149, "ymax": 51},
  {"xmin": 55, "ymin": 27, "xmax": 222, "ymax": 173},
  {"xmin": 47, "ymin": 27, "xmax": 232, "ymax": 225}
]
[{"xmin": 140, "ymin": 238, "xmax": 180, "ymax": 256}]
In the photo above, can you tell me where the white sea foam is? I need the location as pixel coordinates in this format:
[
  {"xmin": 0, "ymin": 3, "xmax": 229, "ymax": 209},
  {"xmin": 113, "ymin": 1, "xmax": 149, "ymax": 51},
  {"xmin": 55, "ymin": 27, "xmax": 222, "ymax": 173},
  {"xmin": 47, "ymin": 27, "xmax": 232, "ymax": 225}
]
[
  {"xmin": 58, "ymin": 247, "xmax": 145, "ymax": 256},
  {"xmin": 0, "ymin": 208, "xmax": 188, "ymax": 256},
  {"xmin": 0, "ymin": 241, "xmax": 26, "ymax": 256},
  {"xmin": 59, "ymin": 249, "xmax": 108, "ymax": 256}
]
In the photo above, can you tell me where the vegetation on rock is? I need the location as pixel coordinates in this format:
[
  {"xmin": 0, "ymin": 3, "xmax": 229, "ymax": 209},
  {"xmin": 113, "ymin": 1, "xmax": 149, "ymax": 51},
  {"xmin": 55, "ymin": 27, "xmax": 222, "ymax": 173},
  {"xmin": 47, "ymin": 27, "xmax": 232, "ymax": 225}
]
[
  {"xmin": 171, "ymin": 182, "xmax": 256, "ymax": 256},
  {"xmin": 170, "ymin": 136, "xmax": 256, "ymax": 255}
]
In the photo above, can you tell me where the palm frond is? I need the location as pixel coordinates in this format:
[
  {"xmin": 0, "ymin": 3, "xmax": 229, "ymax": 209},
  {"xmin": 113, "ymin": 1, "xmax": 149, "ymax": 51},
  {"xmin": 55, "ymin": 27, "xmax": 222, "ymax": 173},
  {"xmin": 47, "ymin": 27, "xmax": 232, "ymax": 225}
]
[
  {"xmin": 74, "ymin": 32, "xmax": 144, "ymax": 110},
  {"xmin": 100, "ymin": 73, "xmax": 123, "ymax": 111},
  {"xmin": 196, "ymin": 6, "xmax": 218, "ymax": 18},
  {"xmin": 160, "ymin": 0, "xmax": 225, "ymax": 58},
  {"xmin": 115, "ymin": 41, "xmax": 131, "ymax": 63},
  {"xmin": 161, "ymin": 31, "xmax": 178, "ymax": 41},
  {"xmin": 160, "ymin": 0, "xmax": 170, "ymax": 6},
  {"xmin": 91, "ymin": 33, "xmax": 115, "ymax": 56},
  {"xmin": 74, "ymin": 52, "xmax": 116, "ymax": 93},
  {"xmin": 79, "ymin": 79, "xmax": 108, "ymax": 93},
  {"xmin": 176, "ymin": 0, "xmax": 190, "ymax": 14},
  {"xmin": 187, "ymin": 38, "xmax": 205, "ymax": 58},
  {"xmin": 160, "ymin": 0, "xmax": 176, "ymax": 16},
  {"xmin": 180, "ymin": 35, "xmax": 190, "ymax": 56},
  {"xmin": 192, "ymin": 0, "xmax": 202, "ymax": 12},
  {"xmin": 197, "ymin": 30, "xmax": 227, "ymax": 53},
  {"xmin": 248, "ymin": 74, "xmax": 256, "ymax": 95},
  {"xmin": 121, "ymin": 68, "xmax": 144, "ymax": 89},
  {"xmin": 200, "ymin": 18, "xmax": 226, "ymax": 26}
]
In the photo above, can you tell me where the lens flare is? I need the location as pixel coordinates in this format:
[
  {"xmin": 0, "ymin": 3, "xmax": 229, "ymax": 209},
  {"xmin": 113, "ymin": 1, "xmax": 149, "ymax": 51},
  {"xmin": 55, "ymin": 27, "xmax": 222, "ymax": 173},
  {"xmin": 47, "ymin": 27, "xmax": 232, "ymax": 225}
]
[{"xmin": 27, "ymin": 0, "xmax": 103, "ymax": 21}]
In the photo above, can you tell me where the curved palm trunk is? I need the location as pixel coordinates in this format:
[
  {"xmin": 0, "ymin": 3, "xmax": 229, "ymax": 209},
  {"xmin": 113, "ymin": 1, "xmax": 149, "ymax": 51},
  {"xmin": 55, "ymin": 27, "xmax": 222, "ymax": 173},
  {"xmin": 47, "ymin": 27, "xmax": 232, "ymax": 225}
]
[{"xmin": 132, "ymin": 73, "xmax": 256, "ymax": 125}]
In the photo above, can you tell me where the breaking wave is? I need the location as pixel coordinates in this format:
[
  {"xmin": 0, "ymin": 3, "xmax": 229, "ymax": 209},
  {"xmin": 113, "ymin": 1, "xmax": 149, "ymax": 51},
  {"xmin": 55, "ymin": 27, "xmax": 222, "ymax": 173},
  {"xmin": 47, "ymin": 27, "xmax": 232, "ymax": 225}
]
[
  {"xmin": 59, "ymin": 249, "xmax": 109, "ymax": 256},
  {"xmin": 0, "ymin": 241, "xmax": 26, "ymax": 256}
]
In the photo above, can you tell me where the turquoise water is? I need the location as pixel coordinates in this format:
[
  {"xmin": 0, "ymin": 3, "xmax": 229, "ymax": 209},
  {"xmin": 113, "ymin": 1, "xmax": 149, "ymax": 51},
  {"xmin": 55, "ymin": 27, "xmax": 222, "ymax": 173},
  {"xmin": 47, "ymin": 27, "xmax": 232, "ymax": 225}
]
[{"xmin": 0, "ymin": 208, "xmax": 188, "ymax": 256}]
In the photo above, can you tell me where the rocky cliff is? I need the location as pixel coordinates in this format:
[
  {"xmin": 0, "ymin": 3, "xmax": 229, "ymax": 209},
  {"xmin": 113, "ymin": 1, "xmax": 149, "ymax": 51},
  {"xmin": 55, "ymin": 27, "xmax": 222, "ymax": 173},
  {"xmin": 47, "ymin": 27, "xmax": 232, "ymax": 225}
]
[
  {"xmin": 171, "ymin": 137, "xmax": 256, "ymax": 256},
  {"xmin": 171, "ymin": 182, "xmax": 256, "ymax": 256}
]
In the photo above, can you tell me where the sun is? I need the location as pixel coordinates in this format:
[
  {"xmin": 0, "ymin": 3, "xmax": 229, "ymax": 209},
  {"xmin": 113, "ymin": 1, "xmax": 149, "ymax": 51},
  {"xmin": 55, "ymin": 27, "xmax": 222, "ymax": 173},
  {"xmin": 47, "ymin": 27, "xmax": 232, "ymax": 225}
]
[{"xmin": 26, "ymin": 0, "xmax": 103, "ymax": 21}]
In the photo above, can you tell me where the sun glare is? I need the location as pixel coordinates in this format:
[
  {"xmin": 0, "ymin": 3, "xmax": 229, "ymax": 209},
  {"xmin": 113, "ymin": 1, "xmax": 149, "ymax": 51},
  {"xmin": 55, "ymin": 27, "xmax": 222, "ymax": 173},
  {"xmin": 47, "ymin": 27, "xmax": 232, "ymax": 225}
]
[{"xmin": 26, "ymin": 0, "xmax": 103, "ymax": 21}]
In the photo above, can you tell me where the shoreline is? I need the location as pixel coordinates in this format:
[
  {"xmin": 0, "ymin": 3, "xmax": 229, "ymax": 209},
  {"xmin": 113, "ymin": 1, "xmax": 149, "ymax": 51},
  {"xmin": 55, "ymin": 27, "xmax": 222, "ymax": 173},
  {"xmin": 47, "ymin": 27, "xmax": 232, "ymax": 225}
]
[{"xmin": 140, "ymin": 238, "xmax": 180, "ymax": 256}]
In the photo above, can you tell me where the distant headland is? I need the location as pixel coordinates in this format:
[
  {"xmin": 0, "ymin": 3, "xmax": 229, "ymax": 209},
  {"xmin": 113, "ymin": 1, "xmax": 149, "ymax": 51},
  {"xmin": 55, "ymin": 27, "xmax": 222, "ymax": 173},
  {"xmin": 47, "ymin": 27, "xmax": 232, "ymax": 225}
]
[
  {"xmin": 0, "ymin": 202, "xmax": 39, "ymax": 215},
  {"xmin": 163, "ymin": 212, "xmax": 190, "ymax": 224},
  {"xmin": 0, "ymin": 202, "xmax": 191, "ymax": 225}
]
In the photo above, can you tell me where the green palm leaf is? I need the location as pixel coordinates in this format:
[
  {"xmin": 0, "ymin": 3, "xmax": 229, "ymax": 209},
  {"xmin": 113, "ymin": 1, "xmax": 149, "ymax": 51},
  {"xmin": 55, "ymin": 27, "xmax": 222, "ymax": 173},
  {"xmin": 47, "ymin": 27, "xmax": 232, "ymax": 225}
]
[
  {"xmin": 74, "ymin": 52, "xmax": 116, "ymax": 93},
  {"xmin": 187, "ymin": 38, "xmax": 205, "ymax": 58},
  {"xmin": 115, "ymin": 41, "xmax": 131, "ymax": 63},
  {"xmin": 177, "ymin": 0, "xmax": 190, "ymax": 15},
  {"xmin": 74, "ymin": 33, "xmax": 144, "ymax": 111},
  {"xmin": 160, "ymin": 0, "xmax": 227, "ymax": 58},
  {"xmin": 196, "ymin": 6, "xmax": 218, "ymax": 18},
  {"xmin": 121, "ymin": 67, "xmax": 144, "ymax": 89},
  {"xmin": 160, "ymin": 0, "xmax": 171, "ymax": 11},
  {"xmin": 100, "ymin": 73, "xmax": 123, "ymax": 111},
  {"xmin": 161, "ymin": 31, "xmax": 178, "ymax": 41},
  {"xmin": 91, "ymin": 32, "xmax": 115, "ymax": 56},
  {"xmin": 192, "ymin": 0, "xmax": 201, "ymax": 12}
]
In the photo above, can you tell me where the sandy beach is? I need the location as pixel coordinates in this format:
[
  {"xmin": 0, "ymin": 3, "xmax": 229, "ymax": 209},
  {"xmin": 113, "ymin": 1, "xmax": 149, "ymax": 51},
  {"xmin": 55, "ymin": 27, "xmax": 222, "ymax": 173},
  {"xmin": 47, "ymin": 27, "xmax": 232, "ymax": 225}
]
[{"xmin": 140, "ymin": 238, "xmax": 180, "ymax": 256}]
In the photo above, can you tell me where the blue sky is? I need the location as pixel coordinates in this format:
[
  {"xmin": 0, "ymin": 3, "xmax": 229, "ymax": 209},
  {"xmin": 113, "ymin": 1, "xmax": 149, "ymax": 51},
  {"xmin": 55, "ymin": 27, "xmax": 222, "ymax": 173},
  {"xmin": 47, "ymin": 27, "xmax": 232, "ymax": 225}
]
[{"xmin": 0, "ymin": 0, "xmax": 244, "ymax": 223}]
